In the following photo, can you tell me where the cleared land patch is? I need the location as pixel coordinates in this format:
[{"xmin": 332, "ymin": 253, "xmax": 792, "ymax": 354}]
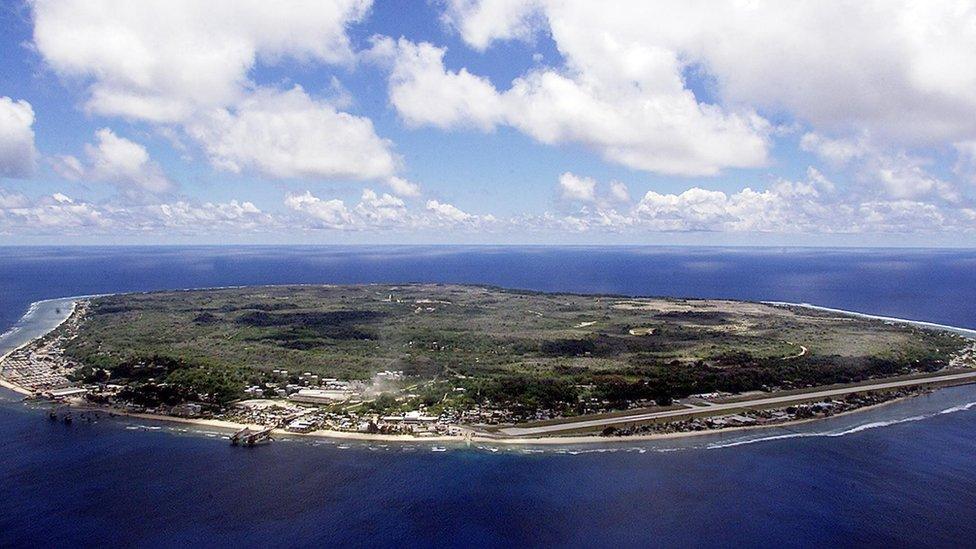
[{"xmin": 62, "ymin": 284, "xmax": 967, "ymax": 415}]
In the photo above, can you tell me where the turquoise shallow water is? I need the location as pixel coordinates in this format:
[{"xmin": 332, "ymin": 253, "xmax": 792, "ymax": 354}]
[
  {"xmin": 2, "ymin": 246, "xmax": 976, "ymax": 547},
  {"xmin": 0, "ymin": 296, "xmax": 79, "ymax": 359}
]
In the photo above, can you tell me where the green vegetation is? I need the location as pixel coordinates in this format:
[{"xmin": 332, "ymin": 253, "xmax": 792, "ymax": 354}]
[{"xmin": 62, "ymin": 284, "xmax": 967, "ymax": 410}]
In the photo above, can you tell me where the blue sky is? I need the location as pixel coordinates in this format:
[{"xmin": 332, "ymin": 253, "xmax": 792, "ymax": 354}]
[{"xmin": 1, "ymin": 1, "xmax": 976, "ymax": 245}]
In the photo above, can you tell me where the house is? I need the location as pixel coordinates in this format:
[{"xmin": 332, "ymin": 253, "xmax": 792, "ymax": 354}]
[
  {"xmin": 286, "ymin": 417, "xmax": 318, "ymax": 433},
  {"xmin": 172, "ymin": 403, "xmax": 203, "ymax": 417}
]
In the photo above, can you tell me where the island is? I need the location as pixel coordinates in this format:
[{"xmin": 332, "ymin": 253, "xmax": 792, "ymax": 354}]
[{"xmin": 2, "ymin": 284, "xmax": 975, "ymax": 443}]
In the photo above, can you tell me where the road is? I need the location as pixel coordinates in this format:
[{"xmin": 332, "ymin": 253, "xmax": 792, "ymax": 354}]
[{"xmin": 498, "ymin": 369, "xmax": 976, "ymax": 437}]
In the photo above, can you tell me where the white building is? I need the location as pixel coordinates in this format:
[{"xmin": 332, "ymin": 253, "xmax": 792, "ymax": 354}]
[{"xmin": 289, "ymin": 388, "xmax": 353, "ymax": 404}]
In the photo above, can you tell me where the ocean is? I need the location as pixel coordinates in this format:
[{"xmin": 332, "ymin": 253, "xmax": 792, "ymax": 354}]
[{"xmin": 2, "ymin": 246, "xmax": 976, "ymax": 547}]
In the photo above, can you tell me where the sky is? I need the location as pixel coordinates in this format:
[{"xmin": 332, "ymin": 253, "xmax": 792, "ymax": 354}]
[{"xmin": 2, "ymin": 0, "xmax": 976, "ymax": 246}]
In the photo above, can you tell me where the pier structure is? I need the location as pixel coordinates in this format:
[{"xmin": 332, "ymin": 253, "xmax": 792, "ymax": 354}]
[{"xmin": 230, "ymin": 426, "xmax": 274, "ymax": 446}]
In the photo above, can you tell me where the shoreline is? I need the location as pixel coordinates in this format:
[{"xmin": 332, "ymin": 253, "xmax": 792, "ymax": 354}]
[
  {"xmin": 0, "ymin": 297, "xmax": 86, "ymax": 396},
  {"xmin": 763, "ymin": 301, "xmax": 976, "ymax": 339},
  {"xmin": 48, "ymin": 374, "xmax": 976, "ymax": 446},
  {"xmin": 66, "ymin": 390, "xmax": 939, "ymax": 447},
  {"xmin": 3, "ymin": 291, "xmax": 976, "ymax": 446}
]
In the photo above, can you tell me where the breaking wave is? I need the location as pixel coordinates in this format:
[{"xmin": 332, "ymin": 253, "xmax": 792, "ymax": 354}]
[{"xmin": 706, "ymin": 400, "xmax": 976, "ymax": 449}]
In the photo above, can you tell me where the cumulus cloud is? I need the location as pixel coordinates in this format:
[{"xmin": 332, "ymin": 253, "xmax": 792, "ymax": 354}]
[
  {"xmin": 33, "ymin": 1, "xmax": 419, "ymax": 193},
  {"xmin": 441, "ymin": 0, "xmax": 543, "ymax": 51},
  {"xmin": 558, "ymin": 171, "xmax": 633, "ymax": 207},
  {"xmin": 558, "ymin": 172, "xmax": 596, "ymax": 202},
  {"xmin": 52, "ymin": 128, "xmax": 175, "ymax": 194},
  {"xmin": 0, "ymin": 190, "xmax": 30, "ymax": 209},
  {"xmin": 953, "ymin": 141, "xmax": 976, "ymax": 185},
  {"xmin": 0, "ymin": 97, "xmax": 38, "ymax": 178},
  {"xmin": 285, "ymin": 188, "xmax": 493, "ymax": 230},
  {"xmin": 355, "ymin": 189, "xmax": 409, "ymax": 226},
  {"xmin": 534, "ymin": 169, "xmax": 976, "ymax": 235},
  {"xmin": 0, "ymin": 192, "xmax": 106, "ymax": 230},
  {"xmin": 382, "ymin": 38, "xmax": 505, "ymax": 131},
  {"xmin": 800, "ymin": 133, "xmax": 871, "ymax": 167},
  {"xmin": 386, "ymin": 176, "xmax": 421, "ymax": 197},
  {"xmin": 19, "ymin": 1, "xmax": 976, "ymax": 240},
  {"xmin": 633, "ymin": 180, "xmax": 835, "ymax": 233},
  {"xmin": 608, "ymin": 181, "xmax": 630, "ymax": 203},
  {"xmin": 426, "ymin": 199, "xmax": 473, "ymax": 222},
  {"xmin": 140, "ymin": 199, "xmax": 272, "ymax": 231},
  {"xmin": 444, "ymin": 1, "xmax": 976, "ymax": 145},
  {"xmin": 872, "ymin": 154, "xmax": 960, "ymax": 203},
  {"xmin": 427, "ymin": 0, "xmax": 976, "ymax": 205},
  {"xmin": 4, "ymin": 172, "xmax": 974, "ymax": 237},
  {"xmin": 0, "ymin": 192, "xmax": 273, "ymax": 234},
  {"xmin": 186, "ymin": 86, "xmax": 399, "ymax": 182},
  {"xmin": 801, "ymin": 131, "xmax": 959, "ymax": 203},
  {"xmin": 32, "ymin": 0, "xmax": 372, "ymax": 123},
  {"xmin": 283, "ymin": 191, "xmax": 354, "ymax": 229},
  {"xmin": 376, "ymin": 36, "xmax": 770, "ymax": 176}
]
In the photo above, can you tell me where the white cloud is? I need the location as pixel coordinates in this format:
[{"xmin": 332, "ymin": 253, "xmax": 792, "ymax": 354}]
[
  {"xmin": 629, "ymin": 169, "xmax": 842, "ymax": 233},
  {"xmin": 285, "ymin": 188, "xmax": 494, "ymax": 230},
  {"xmin": 855, "ymin": 200, "xmax": 948, "ymax": 233},
  {"xmin": 0, "ymin": 190, "xmax": 30, "ymax": 208},
  {"xmin": 441, "ymin": 0, "xmax": 543, "ymax": 51},
  {"xmin": 872, "ymin": 154, "xmax": 960, "ymax": 203},
  {"xmin": 0, "ymin": 192, "xmax": 274, "ymax": 234},
  {"xmin": 33, "ymin": 1, "xmax": 414, "ymax": 193},
  {"xmin": 141, "ymin": 199, "xmax": 271, "ymax": 230},
  {"xmin": 53, "ymin": 128, "xmax": 175, "ymax": 194},
  {"xmin": 50, "ymin": 154, "xmax": 84, "ymax": 180},
  {"xmin": 382, "ymin": 38, "xmax": 504, "ymax": 131},
  {"xmin": 355, "ymin": 189, "xmax": 409, "ymax": 226},
  {"xmin": 802, "ymin": 131, "xmax": 959, "ymax": 203},
  {"xmin": 32, "ymin": 0, "xmax": 372, "ymax": 123},
  {"xmin": 378, "ymin": 37, "xmax": 770, "ymax": 176},
  {"xmin": 608, "ymin": 181, "xmax": 630, "ymax": 203},
  {"xmin": 558, "ymin": 172, "xmax": 596, "ymax": 202},
  {"xmin": 635, "ymin": 188, "xmax": 735, "ymax": 231},
  {"xmin": 800, "ymin": 133, "xmax": 871, "ymax": 166},
  {"xmin": 4, "ymin": 173, "xmax": 973, "ymax": 237},
  {"xmin": 427, "ymin": 0, "xmax": 976, "ymax": 209},
  {"xmin": 445, "ymin": 1, "xmax": 976, "ymax": 145},
  {"xmin": 0, "ymin": 192, "xmax": 107, "ymax": 230},
  {"xmin": 86, "ymin": 128, "xmax": 174, "ymax": 193},
  {"xmin": 186, "ymin": 86, "xmax": 399, "ymax": 182},
  {"xmin": 386, "ymin": 176, "xmax": 421, "ymax": 197},
  {"xmin": 284, "ymin": 191, "xmax": 354, "ymax": 229},
  {"xmin": 557, "ymin": 172, "xmax": 634, "ymax": 207},
  {"xmin": 426, "ymin": 199, "xmax": 472, "ymax": 222},
  {"xmin": 0, "ymin": 97, "xmax": 38, "ymax": 178},
  {"xmin": 954, "ymin": 141, "xmax": 976, "ymax": 184},
  {"xmin": 527, "ymin": 169, "xmax": 976, "ymax": 235}
]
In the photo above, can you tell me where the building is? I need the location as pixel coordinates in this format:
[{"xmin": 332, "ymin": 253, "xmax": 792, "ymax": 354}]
[
  {"xmin": 44, "ymin": 387, "xmax": 88, "ymax": 399},
  {"xmin": 382, "ymin": 410, "xmax": 439, "ymax": 424},
  {"xmin": 172, "ymin": 403, "xmax": 203, "ymax": 417},
  {"xmin": 286, "ymin": 417, "xmax": 318, "ymax": 433},
  {"xmin": 289, "ymin": 388, "xmax": 353, "ymax": 404}
]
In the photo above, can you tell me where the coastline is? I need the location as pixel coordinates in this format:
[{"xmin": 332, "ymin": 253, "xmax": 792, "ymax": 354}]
[
  {"xmin": 0, "ymin": 377, "xmax": 32, "ymax": 396},
  {"xmin": 0, "ymin": 297, "xmax": 86, "ymax": 396},
  {"xmin": 65, "ymin": 390, "xmax": 937, "ymax": 447},
  {"xmin": 763, "ymin": 301, "xmax": 976, "ymax": 339},
  {"xmin": 3, "ymin": 292, "xmax": 976, "ymax": 446}
]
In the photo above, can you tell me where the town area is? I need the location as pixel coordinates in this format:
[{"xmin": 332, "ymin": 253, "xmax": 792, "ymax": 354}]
[{"xmin": 3, "ymin": 291, "xmax": 976, "ymax": 443}]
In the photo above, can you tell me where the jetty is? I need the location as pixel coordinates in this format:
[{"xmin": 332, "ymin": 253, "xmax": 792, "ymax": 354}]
[{"xmin": 230, "ymin": 426, "xmax": 274, "ymax": 446}]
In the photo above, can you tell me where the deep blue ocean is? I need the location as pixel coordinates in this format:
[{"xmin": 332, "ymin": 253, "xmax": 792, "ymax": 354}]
[{"xmin": 2, "ymin": 246, "xmax": 976, "ymax": 547}]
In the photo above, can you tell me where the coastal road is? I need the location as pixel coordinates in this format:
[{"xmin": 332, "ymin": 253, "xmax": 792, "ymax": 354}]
[{"xmin": 498, "ymin": 369, "xmax": 976, "ymax": 437}]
